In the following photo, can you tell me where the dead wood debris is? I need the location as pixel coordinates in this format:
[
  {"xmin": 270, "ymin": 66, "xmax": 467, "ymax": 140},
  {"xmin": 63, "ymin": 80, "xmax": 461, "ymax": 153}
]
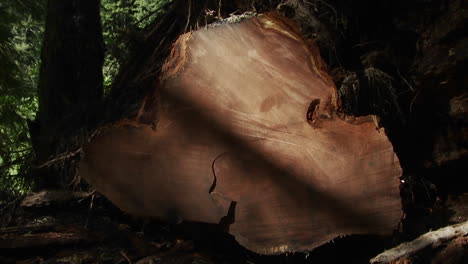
[
  {"xmin": 0, "ymin": 190, "xmax": 220, "ymax": 264},
  {"xmin": 370, "ymin": 221, "xmax": 468, "ymax": 264}
]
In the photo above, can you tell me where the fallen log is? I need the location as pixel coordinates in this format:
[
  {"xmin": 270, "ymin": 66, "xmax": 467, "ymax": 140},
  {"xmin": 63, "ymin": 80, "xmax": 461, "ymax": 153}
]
[
  {"xmin": 370, "ymin": 220, "xmax": 468, "ymax": 264},
  {"xmin": 0, "ymin": 229, "xmax": 92, "ymax": 248},
  {"xmin": 79, "ymin": 13, "xmax": 402, "ymax": 254}
]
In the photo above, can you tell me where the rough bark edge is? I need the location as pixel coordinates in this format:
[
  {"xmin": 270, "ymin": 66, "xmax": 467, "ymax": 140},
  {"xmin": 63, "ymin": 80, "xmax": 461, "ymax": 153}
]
[
  {"xmin": 370, "ymin": 220, "xmax": 468, "ymax": 264},
  {"xmin": 160, "ymin": 33, "xmax": 192, "ymax": 81}
]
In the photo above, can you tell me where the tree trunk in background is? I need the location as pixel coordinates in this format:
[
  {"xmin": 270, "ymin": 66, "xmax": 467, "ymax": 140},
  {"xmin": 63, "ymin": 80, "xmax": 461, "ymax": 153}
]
[{"xmin": 30, "ymin": 0, "xmax": 104, "ymax": 188}]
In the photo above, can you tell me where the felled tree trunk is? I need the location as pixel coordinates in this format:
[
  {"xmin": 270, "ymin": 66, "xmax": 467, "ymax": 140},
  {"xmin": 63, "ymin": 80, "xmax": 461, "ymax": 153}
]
[{"xmin": 80, "ymin": 13, "xmax": 402, "ymax": 254}]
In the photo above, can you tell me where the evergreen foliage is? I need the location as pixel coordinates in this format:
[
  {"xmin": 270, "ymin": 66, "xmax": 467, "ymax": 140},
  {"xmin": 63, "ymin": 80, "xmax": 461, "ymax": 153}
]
[
  {"xmin": 0, "ymin": 0, "xmax": 172, "ymax": 199},
  {"xmin": 0, "ymin": 0, "xmax": 45, "ymax": 197},
  {"xmin": 101, "ymin": 0, "xmax": 172, "ymax": 89}
]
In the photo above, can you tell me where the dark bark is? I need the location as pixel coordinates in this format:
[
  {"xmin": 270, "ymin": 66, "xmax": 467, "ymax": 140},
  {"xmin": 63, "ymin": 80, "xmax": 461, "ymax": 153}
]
[{"xmin": 30, "ymin": 0, "xmax": 104, "ymax": 188}]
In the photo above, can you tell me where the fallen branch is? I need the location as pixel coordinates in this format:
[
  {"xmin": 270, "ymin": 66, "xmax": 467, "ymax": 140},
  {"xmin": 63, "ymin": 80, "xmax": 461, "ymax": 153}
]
[{"xmin": 370, "ymin": 220, "xmax": 468, "ymax": 264}]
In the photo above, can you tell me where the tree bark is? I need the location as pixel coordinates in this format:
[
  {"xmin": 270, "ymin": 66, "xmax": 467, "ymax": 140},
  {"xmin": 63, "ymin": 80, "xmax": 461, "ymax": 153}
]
[{"xmin": 31, "ymin": 0, "xmax": 104, "ymax": 188}]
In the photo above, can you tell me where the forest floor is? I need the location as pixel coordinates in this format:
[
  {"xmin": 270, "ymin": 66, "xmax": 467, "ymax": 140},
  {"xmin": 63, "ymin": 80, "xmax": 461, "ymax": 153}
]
[{"xmin": 0, "ymin": 190, "xmax": 467, "ymax": 264}]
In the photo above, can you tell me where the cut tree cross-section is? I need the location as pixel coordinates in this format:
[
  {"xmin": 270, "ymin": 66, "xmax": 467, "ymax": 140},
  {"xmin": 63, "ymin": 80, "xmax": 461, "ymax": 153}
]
[{"xmin": 79, "ymin": 13, "xmax": 402, "ymax": 254}]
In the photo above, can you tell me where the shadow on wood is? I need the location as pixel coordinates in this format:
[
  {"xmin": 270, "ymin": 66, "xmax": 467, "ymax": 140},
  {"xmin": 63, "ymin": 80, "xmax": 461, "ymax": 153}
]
[{"xmin": 79, "ymin": 13, "xmax": 402, "ymax": 254}]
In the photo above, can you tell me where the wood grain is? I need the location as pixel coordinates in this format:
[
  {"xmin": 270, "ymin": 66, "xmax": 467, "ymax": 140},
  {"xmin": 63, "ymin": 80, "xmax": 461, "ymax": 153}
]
[{"xmin": 80, "ymin": 14, "xmax": 402, "ymax": 254}]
